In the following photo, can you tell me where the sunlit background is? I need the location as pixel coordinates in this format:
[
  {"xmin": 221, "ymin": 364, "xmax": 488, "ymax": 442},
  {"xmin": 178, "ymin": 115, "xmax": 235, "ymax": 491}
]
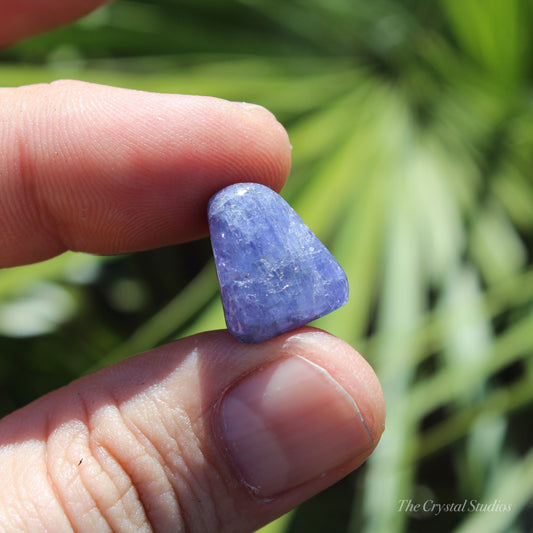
[{"xmin": 1, "ymin": 1, "xmax": 533, "ymax": 532}]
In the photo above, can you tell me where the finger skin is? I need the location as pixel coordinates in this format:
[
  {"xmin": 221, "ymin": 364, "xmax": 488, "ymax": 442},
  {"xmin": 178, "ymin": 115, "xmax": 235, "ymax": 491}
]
[
  {"xmin": 0, "ymin": 328, "xmax": 385, "ymax": 532},
  {"xmin": 0, "ymin": 0, "xmax": 110, "ymax": 47},
  {"xmin": 0, "ymin": 80, "xmax": 291, "ymax": 267}
]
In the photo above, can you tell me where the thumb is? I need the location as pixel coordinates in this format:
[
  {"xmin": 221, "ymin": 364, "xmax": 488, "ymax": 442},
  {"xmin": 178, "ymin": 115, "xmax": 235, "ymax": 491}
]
[{"xmin": 0, "ymin": 328, "xmax": 385, "ymax": 532}]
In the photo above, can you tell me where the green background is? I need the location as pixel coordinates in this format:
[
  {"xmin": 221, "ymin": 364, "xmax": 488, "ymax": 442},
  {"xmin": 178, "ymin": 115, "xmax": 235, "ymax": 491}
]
[{"xmin": 1, "ymin": 1, "xmax": 533, "ymax": 532}]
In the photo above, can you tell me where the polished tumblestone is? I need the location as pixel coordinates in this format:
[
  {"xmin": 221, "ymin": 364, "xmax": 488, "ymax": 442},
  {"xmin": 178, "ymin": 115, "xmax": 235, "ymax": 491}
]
[{"xmin": 208, "ymin": 183, "xmax": 349, "ymax": 343}]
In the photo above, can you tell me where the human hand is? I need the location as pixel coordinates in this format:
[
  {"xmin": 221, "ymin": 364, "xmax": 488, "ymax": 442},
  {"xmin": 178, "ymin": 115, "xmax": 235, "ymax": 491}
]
[{"xmin": 0, "ymin": 2, "xmax": 385, "ymax": 532}]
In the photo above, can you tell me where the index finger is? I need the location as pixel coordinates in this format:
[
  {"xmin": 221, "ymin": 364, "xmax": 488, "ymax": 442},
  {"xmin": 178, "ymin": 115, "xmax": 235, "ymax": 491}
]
[
  {"xmin": 0, "ymin": 0, "xmax": 109, "ymax": 47},
  {"xmin": 0, "ymin": 80, "xmax": 291, "ymax": 267}
]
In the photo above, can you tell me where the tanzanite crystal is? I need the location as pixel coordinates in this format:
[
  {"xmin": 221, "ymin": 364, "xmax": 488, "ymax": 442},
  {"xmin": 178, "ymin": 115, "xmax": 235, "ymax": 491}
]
[{"xmin": 208, "ymin": 183, "xmax": 349, "ymax": 343}]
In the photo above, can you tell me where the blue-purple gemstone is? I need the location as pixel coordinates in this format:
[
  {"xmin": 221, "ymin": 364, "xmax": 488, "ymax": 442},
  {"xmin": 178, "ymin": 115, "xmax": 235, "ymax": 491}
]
[{"xmin": 208, "ymin": 183, "xmax": 349, "ymax": 343}]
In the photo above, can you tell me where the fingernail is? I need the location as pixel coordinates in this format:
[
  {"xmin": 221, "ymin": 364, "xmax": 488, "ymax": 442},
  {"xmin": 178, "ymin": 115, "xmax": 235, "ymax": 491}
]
[{"xmin": 218, "ymin": 355, "xmax": 373, "ymax": 497}]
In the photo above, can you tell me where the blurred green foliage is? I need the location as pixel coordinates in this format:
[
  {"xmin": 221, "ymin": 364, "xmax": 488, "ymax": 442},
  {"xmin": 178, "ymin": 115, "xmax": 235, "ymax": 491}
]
[{"xmin": 1, "ymin": 1, "xmax": 533, "ymax": 532}]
